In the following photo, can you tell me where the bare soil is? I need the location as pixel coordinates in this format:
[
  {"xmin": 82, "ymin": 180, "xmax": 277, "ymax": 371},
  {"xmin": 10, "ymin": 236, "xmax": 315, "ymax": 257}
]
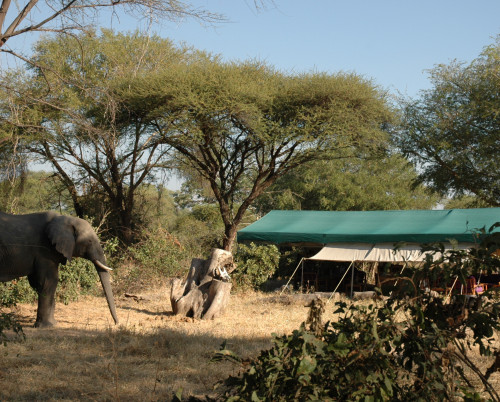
[
  {"xmin": 2, "ymin": 290, "xmax": 499, "ymax": 401},
  {"xmin": 1, "ymin": 290, "xmax": 342, "ymax": 400}
]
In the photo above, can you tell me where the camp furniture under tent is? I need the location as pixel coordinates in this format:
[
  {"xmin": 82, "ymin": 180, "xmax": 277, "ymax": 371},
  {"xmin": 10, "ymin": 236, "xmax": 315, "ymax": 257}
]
[{"xmin": 237, "ymin": 208, "xmax": 500, "ymax": 296}]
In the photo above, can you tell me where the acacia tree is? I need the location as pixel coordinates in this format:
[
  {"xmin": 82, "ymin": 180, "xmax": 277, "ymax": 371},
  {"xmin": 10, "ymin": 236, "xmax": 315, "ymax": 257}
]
[
  {"xmin": 397, "ymin": 36, "xmax": 500, "ymax": 206},
  {"xmin": 0, "ymin": 31, "xmax": 189, "ymax": 242},
  {"xmin": 119, "ymin": 57, "xmax": 395, "ymax": 250},
  {"xmin": 0, "ymin": 0, "xmax": 221, "ymax": 145}
]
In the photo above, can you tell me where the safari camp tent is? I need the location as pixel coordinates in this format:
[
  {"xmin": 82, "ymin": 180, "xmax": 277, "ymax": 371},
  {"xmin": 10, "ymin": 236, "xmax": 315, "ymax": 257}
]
[{"xmin": 237, "ymin": 208, "xmax": 500, "ymax": 295}]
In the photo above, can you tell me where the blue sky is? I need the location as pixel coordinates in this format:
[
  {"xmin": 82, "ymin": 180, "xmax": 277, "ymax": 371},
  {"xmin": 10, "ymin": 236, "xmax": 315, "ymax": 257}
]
[
  {"xmin": 4, "ymin": 1, "xmax": 499, "ymax": 98},
  {"xmin": 114, "ymin": 0, "xmax": 500, "ymax": 98}
]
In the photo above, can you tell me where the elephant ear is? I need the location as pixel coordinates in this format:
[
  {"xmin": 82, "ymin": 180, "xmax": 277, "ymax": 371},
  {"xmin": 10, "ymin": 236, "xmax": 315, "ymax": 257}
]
[{"xmin": 46, "ymin": 215, "xmax": 76, "ymax": 261}]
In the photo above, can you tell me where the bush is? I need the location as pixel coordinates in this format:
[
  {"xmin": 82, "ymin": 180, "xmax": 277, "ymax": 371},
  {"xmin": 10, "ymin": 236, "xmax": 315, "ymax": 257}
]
[
  {"xmin": 172, "ymin": 210, "xmax": 225, "ymax": 256},
  {"xmin": 224, "ymin": 231, "xmax": 500, "ymax": 400},
  {"xmin": 0, "ymin": 311, "xmax": 24, "ymax": 346},
  {"xmin": 0, "ymin": 279, "xmax": 36, "ymax": 305},
  {"xmin": 116, "ymin": 226, "xmax": 190, "ymax": 293},
  {"xmin": 0, "ymin": 281, "xmax": 26, "ymax": 345},
  {"xmin": 233, "ymin": 243, "xmax": 280, "ymax": 290}
]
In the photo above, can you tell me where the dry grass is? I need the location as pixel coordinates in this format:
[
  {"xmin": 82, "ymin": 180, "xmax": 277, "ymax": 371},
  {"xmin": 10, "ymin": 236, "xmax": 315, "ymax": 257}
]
[
  {"xmin": 2, "ymin": 290, "xmax": 500, "ymax": 400},
  {"xmin": 1, "ymin": 290, "xmax": 342, "ymax": 400}
]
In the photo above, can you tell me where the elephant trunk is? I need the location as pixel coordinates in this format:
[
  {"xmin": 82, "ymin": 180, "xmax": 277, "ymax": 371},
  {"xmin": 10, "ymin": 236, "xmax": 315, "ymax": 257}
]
[{"xmin": 95, "ymin": 264, "xmax": 119, "ymax": 325}]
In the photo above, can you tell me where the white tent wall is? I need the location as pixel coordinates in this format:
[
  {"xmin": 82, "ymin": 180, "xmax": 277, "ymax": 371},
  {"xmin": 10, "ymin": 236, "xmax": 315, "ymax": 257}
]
[{"xmin": 307, "ymin": 243, "xmax": 477, "ymax": 263}]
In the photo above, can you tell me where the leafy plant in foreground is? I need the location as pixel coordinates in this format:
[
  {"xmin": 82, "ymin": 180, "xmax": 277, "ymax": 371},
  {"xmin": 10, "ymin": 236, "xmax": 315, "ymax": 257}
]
[{"xmin": 223, "ymin": 228, "xmax": 500, "ymax": 401}]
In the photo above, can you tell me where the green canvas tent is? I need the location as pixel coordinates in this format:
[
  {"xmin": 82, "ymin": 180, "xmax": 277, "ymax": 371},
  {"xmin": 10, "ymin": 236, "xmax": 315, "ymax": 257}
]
[
  {"xmin": 237, "ymin": 208, "xmax": 500, "ymax": 246},
  {"xmin": 238, "ymin": 208, "xmax": 499, "ymax": 296}
]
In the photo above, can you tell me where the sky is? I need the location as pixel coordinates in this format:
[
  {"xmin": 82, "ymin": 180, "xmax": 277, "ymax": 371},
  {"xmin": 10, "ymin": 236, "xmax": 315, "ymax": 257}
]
[
  {"xmin": 108, "ymin": 0, "xmax": 500, "ymax": 98},
  {"xmin": 4, "ymin": 1, "xmax": 499, "ymax": 98}
]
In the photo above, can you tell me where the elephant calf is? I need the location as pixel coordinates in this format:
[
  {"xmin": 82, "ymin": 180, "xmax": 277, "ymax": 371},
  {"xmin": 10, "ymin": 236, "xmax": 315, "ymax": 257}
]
[{"xmin": 0, "ymin": 211, "xmax": 119, "ymax": 328}]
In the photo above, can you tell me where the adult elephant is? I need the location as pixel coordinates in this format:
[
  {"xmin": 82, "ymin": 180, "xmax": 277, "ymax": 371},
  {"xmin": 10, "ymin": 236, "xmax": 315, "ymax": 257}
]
[{"xmin": 0, "ymin": 211, "xmax": 119, "ymax": 328}]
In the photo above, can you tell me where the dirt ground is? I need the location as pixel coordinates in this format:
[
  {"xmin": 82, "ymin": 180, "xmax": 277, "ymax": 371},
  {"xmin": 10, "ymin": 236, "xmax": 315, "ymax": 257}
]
[
  {"xmin": 1, "ymin": 290, "xmax": 341, "ymax": 400},
  {"xmin": 1, "ymin": 290, "xmax": 499, "ymax": 401}
]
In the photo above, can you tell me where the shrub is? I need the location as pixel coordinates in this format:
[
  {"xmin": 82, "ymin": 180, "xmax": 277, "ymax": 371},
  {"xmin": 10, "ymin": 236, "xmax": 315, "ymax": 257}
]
[
  {"xmin": 233, "ymin": 243, "xmax": 280, "ymax": 290},
  {"xmin": 172, "ymin": 211, "xmax": 225, "ymax": 256},
  {"xmin": 0, "ymin": 279, "xmax": 37, "ymax": 305},
  {"xmin": 0, "ymin": 281, "xmax": 26, "ymax": 345},
  {"xmin": 0, "ymin": 311, "xmax": 24, "ymax": 346},
  {"xmin": 116, "ymin": 226, "xmax": 190, "ymax": 293},
  {"xmin": 223, "ymin": 230, "xmax": 500, "ymax": 400}
]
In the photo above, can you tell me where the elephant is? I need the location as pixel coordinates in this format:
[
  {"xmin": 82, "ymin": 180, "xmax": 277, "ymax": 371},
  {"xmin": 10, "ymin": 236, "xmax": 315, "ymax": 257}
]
[{"xmin": 0, "ymin": 210, "xmax": 119, "ymax": 328}]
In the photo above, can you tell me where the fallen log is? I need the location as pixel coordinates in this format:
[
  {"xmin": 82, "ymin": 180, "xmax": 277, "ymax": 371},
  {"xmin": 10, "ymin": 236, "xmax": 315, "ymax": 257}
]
[{"xmin": 170, "ymin": 248, "xmax": 234, "ymax": 319}]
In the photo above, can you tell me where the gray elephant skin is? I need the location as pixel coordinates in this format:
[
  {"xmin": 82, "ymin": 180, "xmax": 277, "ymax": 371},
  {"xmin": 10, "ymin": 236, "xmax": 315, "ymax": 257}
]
[{"xmin": 0, "ymin": 211, "xmax": 119, "ymax": 328}]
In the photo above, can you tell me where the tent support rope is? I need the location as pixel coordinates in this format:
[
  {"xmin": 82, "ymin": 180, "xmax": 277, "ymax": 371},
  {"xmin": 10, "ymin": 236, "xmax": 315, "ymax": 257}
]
[
  {"xmin": 327, "ymin": 261, "xmax": 354, "ymax": 303},
  {"xmin": 279, "ymin": 258, "xmax": 304, "ymax": 296},
  {"xmin": 445, "ymin": 276, "xmax": 459, "ymax": 303}
]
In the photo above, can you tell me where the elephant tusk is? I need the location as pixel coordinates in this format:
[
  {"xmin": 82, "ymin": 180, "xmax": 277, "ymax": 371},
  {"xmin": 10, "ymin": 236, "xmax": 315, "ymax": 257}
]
[{"xmin": 94, "ymin": 260, "xmax": 113, "ymax": 271}]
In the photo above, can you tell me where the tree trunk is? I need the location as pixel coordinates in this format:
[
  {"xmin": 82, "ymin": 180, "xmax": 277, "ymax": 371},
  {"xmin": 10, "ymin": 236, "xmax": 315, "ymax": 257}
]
[{"xmin": 170, "ymin": 248, "xmax": 235, "ymax": 319}]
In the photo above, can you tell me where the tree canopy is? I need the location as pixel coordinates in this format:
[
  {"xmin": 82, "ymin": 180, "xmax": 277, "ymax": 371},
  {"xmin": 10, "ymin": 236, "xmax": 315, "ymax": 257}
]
[
  {"xmin": 119, "ymin": 52, "xmax": 395, "ymax": 249},
  {"xmin": 0, "ymin": 31, "xmax": 188, "ymax": 241},
  {"xmin": 396, "ymin": 36, "xmax": 500, "ymax": 207},
  {"xmin": 2, "ymin": 30, "xmax": 396, "ymax": 248}
]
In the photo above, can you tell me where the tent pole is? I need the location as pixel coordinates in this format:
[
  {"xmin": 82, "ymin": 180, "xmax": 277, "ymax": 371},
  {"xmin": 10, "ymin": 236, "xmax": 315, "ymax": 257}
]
[
  {"xmin": 327, "ymin": 261, "xmax": 354, "ymax": 303},
  {"xmin": 392, "ymin": 262, "xmax": 407, "ymax": 289},
  {"xmin": 350, "ymin": 261, "xmax": 355, "ymax": 298},
  {"xmin": 301, "ymin": 259, "xmax": 304, "ymax": 292},
  {"xmin": 445, "ymin": 276, "xmax": 459, "ymax": 303},
  {"xmin": 279, "ymin": 257, "xmax": 304, "ymax": 296}
]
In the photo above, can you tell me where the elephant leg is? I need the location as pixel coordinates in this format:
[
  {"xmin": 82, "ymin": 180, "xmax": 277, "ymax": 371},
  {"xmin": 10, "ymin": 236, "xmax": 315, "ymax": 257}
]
[{"xmin": 28, "ymin": 266, "xmax": 59, "ymax": 328}]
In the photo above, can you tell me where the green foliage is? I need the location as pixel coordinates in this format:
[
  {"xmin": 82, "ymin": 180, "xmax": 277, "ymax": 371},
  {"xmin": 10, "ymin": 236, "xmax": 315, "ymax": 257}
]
[
  {"xmin": 0, "ymin": 311, "xmax": 24, "ymax": 346},
  {"xmin": 0, "ymin": 281, "xmax": 26, "ymax": 345},
  {"xmin": 0, "ymin": 171, "xmax": 72, "ymax": 214},
  {"xmin": 224, "ymin": 230, "xmax": 500, "ymax": 400},
  {"xmin": 397, "ymin": 35, "xmax": 500, "ymax": 206},
  {"xmin": 0, "ymin": 30, "xmax": 186, "ymax": 243},
  {"xmin": 233, "ymin": 243, "xmax": 280, "ymax": 290},
  {"xmin": 117, "ymin": 227, "xmax": 190, "ymax": 293},
  {"xmin": 118, "ymin": 46, "xmax": 394, "ymax": 249},
  {"xmin": 255, "ymin": 155, "xmax": 439, "ymax": 213},
  {"xmin": 0, "ymin": 279, "xmax": 36, "ymax": 305},
  {"xmin": 2, "ymin": 29, "xmax": 396, "ymax": 248},
  {"xmin": 172, "ymin": 206, "xmax": 225, "ymax": 255},
  {"xmin": 443, "ymin": 194, "xmax": 492, "ymax": 209},
  {"xmin": 57, "ymin": 260, "xmax": 100, "ymax": 304}
]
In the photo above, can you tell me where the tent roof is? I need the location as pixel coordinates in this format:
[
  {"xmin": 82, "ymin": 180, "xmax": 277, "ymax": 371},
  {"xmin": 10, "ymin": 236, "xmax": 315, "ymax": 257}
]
[{"xmin": 237, "ymin": 208, "xmax": 500, "ymax": 245}]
